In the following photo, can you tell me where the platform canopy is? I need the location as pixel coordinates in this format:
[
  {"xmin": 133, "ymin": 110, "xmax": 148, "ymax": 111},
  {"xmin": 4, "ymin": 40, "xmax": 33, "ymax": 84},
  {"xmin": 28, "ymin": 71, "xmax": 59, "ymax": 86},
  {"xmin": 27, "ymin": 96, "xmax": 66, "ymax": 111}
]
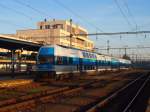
[{"xmin": 0, "ymin": 34, "xmax": 42, "ymax": 51}]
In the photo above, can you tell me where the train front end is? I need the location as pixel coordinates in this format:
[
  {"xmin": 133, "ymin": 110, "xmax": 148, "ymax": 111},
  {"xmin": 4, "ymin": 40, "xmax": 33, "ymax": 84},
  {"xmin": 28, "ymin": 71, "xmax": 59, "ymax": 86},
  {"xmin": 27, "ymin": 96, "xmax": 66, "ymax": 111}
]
[{"xmin": 36, "ymin": 46, "xmax": 55, "ymax": 75}]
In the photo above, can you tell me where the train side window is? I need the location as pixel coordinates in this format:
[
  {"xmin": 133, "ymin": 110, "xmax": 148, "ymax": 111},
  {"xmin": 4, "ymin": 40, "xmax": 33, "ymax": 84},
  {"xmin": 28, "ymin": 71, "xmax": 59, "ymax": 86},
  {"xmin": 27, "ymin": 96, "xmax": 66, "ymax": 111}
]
[
  {"xmin": 104, "ymin": 61, "xmax": 106, "ymax": 65},
  {"xmin": 84, "ymin": 66, "xmax": 86, "ymax": 70},
  {"xmin": 106, "ymin": 61, "xmax": 108, "ymax": 65},
  {"xmin": 108, "ymin": 61, "xmax": 111, "ymax": 65},
  {"xmin": 85, "ymin": 53, "xmax": 89, "ymax": 58},
  {"xmin": 63, "ymin": 57, "xmax": 68, "ymax": 64},
  {"xmin": 101, "ymin": 60, "xmax": 103, "ymax": 65},
  {"xmin": 83, "ymin": 52, "xmax": 86, "ymax": 57},
  {"xmin": 88, "ymin": 53, "xmax": 91, "ymax": 58},
  {"xmin": 89, "ymin": 54, "xmax": 91, "ymax": 58},
  {"xmin": 89, "ymin": 53, "xmax": 91, "ymax": 58},
  {"xmin": 99, "ymin": 60, "xmax": 101, "ymax": 65},
  {"xmin": 91, "ymin": 54, "xmax": 94, "ymax": 58},
  {"xmin": 77, "ymin": 65, "xmax": 79, "ymax": 71},
  {"xmin": 92, "ymin": 54, "xmax": 94, "ymax": 58},
  {"xmin": 56, "ymin": 56, "xmax": 63, "ymax": 65},
  {"xmin": 69, "ymin": 57, "xmax": 73, "ymax": 64}
]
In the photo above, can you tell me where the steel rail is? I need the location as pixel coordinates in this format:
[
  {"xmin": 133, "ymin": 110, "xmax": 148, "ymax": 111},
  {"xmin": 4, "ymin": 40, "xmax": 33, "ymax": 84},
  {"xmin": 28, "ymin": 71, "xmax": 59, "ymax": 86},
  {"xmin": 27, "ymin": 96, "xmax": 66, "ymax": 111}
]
[
  {"xmin": 87, "ymin": 73, "xmax": 147, "ymax": 112},
  {"xmin": 123, "ymin": 74, "xmax": 150, "ymax": 112}
]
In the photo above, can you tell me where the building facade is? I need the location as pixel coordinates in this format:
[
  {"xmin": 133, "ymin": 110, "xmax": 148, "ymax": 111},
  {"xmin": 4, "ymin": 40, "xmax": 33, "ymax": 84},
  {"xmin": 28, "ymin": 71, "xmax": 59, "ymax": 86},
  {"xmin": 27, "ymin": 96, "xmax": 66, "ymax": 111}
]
[{"xmin": 16, "ymin": 19, "xmax": 94, "ymax": 51}]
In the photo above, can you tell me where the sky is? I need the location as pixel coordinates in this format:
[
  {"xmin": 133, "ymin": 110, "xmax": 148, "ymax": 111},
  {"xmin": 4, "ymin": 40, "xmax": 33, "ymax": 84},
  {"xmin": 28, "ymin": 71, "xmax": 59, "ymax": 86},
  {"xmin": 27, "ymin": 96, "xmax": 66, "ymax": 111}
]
[{"xmin": 0, "ymin": 0, "xmax": 150, "ymax": 59}]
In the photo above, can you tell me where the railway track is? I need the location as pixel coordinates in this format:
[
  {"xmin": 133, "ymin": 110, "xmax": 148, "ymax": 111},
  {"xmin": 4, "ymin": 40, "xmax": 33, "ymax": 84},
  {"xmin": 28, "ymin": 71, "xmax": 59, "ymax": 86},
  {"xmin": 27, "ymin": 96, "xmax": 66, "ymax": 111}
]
[
  {"xmin": 87, "ymin": 71, "xmax": 150, "ymax": 112},
  {"xmin": 0, "ymin": 70, "xmax": 145, "ymax": 112},
  {"xmin": 32, "ymin": 71, "xmax": 144, "ymax": 112},
  {"xmin": 0, "ymin": 85, "xmax": 82, "ymax": 112},
  {"xmin": 123, "ymin": 74, "xmax": 150, "ymax": 112}
]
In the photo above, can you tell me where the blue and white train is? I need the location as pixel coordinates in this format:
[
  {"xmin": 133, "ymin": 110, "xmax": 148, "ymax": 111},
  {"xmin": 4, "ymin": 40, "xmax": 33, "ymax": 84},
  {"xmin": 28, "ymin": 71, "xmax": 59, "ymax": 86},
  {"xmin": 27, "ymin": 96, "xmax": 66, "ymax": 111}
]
[{"xmin": 36, "ymin": 45, "xmax": 131, "ymax": 75}]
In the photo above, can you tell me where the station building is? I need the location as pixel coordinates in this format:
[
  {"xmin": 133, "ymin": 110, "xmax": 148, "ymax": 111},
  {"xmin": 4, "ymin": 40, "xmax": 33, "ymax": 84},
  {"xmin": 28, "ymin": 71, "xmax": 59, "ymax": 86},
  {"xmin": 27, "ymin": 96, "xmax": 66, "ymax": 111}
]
[{"xmin": 16, "ymin": 19, "xmax": 94, "ymax": 51}]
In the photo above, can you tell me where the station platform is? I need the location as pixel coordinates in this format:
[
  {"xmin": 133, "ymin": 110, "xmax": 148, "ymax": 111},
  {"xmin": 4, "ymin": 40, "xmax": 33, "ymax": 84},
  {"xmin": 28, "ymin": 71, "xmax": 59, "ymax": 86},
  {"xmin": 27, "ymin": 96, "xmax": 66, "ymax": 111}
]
[{"xmin": 0, "ymin": 71, "xmax": 35, "ymax": 80}]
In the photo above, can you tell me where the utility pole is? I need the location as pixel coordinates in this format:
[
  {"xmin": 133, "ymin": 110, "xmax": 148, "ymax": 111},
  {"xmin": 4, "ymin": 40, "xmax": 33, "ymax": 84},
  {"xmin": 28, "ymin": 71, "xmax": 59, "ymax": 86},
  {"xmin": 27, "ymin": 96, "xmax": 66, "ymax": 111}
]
[
  {"xmin": 124, "ymin": 47, "xmax": 127, "ymax": 56},
  {"xmin": 107, "ymin": 40, "xmax": 110, "ymax": 55},
  {"xmin": 70, "ymin": 19, "xmax": 73, "ymax": 47}
]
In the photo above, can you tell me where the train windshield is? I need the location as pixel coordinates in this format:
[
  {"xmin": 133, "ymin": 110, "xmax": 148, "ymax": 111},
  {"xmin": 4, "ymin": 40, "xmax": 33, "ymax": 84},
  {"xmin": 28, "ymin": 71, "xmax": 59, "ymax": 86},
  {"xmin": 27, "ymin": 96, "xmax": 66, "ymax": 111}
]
[{"xmin": 38, "ymin": 55, "xmax": 54, "ymax": 64}]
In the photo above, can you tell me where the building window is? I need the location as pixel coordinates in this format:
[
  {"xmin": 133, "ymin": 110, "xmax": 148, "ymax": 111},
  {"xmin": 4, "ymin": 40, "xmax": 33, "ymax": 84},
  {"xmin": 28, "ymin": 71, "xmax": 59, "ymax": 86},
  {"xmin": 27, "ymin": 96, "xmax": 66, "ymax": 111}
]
[
  {"xmin": 53, "ymin": 25, "xmax": 57, "ymax": 29},
  {"xmin": 40, "ymin": 25, "xmax": 42, "ymax": 29},
  {"xmin": 45, "ymin": 25, "xmax": 50, "ymax": 29},
  {"xmin": 57, "ymin": 24, "xmax": 63, "ymax": 29}
]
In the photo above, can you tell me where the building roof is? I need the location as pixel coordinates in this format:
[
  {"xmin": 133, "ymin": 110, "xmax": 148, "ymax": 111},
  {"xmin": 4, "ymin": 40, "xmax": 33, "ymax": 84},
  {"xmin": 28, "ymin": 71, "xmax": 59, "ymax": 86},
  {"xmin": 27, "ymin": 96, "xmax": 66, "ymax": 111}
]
[{"xmin": 0, "ymin": 34, "xmax": 42, "ymax": 51}]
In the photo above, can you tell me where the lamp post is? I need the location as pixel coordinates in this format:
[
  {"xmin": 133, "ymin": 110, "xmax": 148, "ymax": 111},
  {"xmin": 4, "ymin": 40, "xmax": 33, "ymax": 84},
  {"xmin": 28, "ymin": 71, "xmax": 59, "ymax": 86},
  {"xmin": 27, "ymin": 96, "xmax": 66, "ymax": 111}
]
[{"xmin": 70, "ymin": 19, "xmax": 73, "ymax": 48}]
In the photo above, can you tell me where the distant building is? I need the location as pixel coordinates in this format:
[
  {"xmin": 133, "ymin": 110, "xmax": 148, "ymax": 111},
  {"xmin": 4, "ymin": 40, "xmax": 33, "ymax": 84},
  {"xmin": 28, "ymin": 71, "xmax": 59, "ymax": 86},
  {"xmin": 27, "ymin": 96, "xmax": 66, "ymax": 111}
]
[{"xmin": 16, "ymin": 19, "xmax": 94, "ymax": 51}]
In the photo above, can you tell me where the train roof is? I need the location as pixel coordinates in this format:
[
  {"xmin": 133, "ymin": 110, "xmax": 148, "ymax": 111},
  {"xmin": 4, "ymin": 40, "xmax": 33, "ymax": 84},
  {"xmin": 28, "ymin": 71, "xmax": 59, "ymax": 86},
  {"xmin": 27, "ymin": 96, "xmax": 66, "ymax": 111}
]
[
  {"xmin": 42, "ymin": 44, "xmax": 97, "ymax": 53},
  {"xmin": 40, "ymin": 44, "xmax": 131, "ymax": 61}
]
